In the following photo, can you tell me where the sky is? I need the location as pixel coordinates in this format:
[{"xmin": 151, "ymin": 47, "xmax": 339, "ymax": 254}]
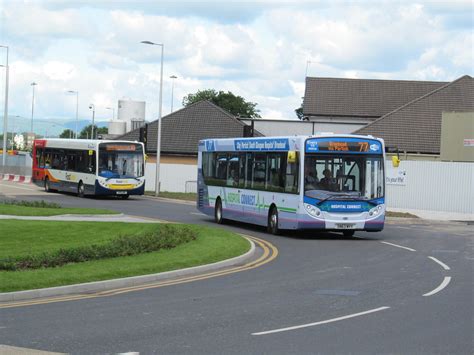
[{"xmin": 0, "ymin": 0, "xmax": 472, "ymax": 129}]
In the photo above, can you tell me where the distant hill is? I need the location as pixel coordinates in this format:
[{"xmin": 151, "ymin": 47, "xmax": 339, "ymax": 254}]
[{"xmin": 4, "ymin": 116, "xmax": 109, "ymax": 137}]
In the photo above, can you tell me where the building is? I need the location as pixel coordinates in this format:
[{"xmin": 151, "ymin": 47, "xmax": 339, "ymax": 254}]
[
  {"xmin": 117, "ymin": 100, "xmax": 261, "ymax": 192},
  {"xmin": 118, "ymin": 99, "xmax": 261, "ymax": 163},
  {"xmin": 239, "ymin": 118, "xmax": 315, "ymax": 136},
  {"xmin": 355, "ymin": 75, "xmax": 473, "ymax": 160},
  {"xmin": 302, "ymin": 77, "xmax": 447, "ymax": 133}
]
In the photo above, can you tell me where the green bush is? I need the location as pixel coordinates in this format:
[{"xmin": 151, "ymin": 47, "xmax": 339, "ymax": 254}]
[
  {"xmin": 0, "ymin": 225, "xmax": 197, "ymax": 271},
  {"xmin": 0, "ymin": 199, "xmax": 61, "ymax": 209}
]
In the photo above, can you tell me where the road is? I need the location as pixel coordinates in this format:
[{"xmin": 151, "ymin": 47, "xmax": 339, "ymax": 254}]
[{"xmin": 1, "ymin": 181, "xmax": 473, "ymax": 354}]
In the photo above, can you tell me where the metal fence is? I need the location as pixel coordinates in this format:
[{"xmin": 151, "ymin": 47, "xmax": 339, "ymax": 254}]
[
  {"xmin": 145, "ymin": 163, "xmax": 197, "ymax": 193},
  {"xmin": 0, "ymin": 153, "xmax": 33, "ymax": 176},
  {"xmin": 148, "ymin": 160, "xmax": 473, "ymax": 214},
  {"xmin": 385, "ymin": 160, "xmax": 473, "ymax": 214}
]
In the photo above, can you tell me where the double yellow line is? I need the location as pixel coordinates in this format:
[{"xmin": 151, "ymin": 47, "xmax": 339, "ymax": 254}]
[{"xmin": 0, "ymin": 235, "xmax": 278, "ymax": 309}]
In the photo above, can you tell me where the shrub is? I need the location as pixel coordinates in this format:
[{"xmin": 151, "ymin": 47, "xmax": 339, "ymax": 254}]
[
  {"xmin": 0, "ymin": 224, "xmax": 197, "ymax": 271},
  {"xmin": 0, "ymin": 199, "xmax": 61, "ymax": 209}
]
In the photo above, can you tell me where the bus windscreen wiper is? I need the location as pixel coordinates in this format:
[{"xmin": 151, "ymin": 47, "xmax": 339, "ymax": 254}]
[
  {"xmin": 316, "ymin": 193, "xmax": 356, "ymax": 206},
  {"xmin": 316, "ymin": 194, "xmax": 378, "ymax": 206},
  {"xmin": 343, "ymin": 196, "xmax": 378, "ymax": 206}
]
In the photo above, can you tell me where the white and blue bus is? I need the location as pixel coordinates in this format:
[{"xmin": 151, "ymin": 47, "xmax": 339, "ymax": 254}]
[{"xmin": 197, "ymin": 134, "xmax": 385, "ymax": 236}]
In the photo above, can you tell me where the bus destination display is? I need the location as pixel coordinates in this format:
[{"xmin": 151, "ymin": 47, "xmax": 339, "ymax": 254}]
[{"xmin": 306, "ymin": 138, "xmax": 382, "ymax": 153}]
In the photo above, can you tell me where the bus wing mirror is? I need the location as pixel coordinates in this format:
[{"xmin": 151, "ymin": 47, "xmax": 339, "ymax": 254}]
[
  {"xmin": 287, "ymin": 151, "xmax": 296, "ymax": 163},
  {"xmin": 392, "ymin": 156, "xmax": 400, "ymax": 168},
  {"xmin": 386, "ymin": 146, "xmax": 400, "ymax": 167}
]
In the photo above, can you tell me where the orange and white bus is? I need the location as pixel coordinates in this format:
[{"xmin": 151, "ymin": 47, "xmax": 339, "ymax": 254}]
[{"xmin": 32, "ymin": 139, "xmax": 145, "ymax": 198}]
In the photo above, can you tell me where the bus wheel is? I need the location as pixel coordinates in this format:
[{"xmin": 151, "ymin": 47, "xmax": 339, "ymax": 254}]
[
  {"xmin": 215, "ymin": 198, "xmax": 223, "ymax": 224},
  {"xmin": 44, "ymin": 177, "xmax": 51, "ymax": 193},
  {"xmin": 267, "ymin": 207, "xmax": 280, "ymax": 235},
  {"xmin": 77, "ymin": 182, "xmax": 85, "ymax": 198},
  {"xmin": 343, "ymin": 230, "xmax": 355, "ymax": 237}
]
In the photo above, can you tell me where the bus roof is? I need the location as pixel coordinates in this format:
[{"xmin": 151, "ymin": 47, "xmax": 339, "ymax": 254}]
[
  {"xmin": 33, "ymin": 139, "xmax": 143, "ymax": 150},
  {"xmin": 199, "ymin": 134, "xmax": 384, "ymax": 153}
]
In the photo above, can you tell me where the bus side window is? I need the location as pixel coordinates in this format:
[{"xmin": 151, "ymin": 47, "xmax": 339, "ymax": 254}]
[
  {"xmin": 244, "ymin": 153, "xmax": 253, "ymax": 189},
  {"xmin": 226, "ymin": 154, "xmax": 239, "ymax": 187},
  {"xmin": 266, "ymin": 153, "xmax": 284, "ymax": 192},
  {"xmin": 252, "ymin": 153, "xmax": 266, "ymax": 189},
  {"xmin": 238, "ymin": 153, "xmax": 246, "ymax": 188},
  {"xmin": 210, "ymin": 153, "xmax": 227, "ymax": 186},
  {"xmin": 36, "ymin": 148, "xmax": 44, "ymax": 168},
  {"xmin": 285, "ymin": 152, "xmax": 299, "ymax": 193},
  {"xmin": 88, "ymin": 151, "xmax": 96, "ymax": 173}
]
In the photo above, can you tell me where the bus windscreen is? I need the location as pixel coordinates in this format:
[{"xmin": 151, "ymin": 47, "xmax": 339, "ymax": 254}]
[{"xmin": 98, "ymin": 143, "xmax": 144, "ymax": 179}]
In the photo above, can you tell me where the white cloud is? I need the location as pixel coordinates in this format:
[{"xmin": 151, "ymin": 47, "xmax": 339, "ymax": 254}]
[
  {"xmin": 0, "ymin": 1, "xmax": 472, "ymax": 125},
  {"xmin": 43, "ymin": 61, "xmax": 76, "ymax": 81}
]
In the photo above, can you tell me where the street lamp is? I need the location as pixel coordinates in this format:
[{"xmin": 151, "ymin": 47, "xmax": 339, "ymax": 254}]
[
  {"xmin": 30, "ymin": 82, "xmax": 38, "ymax": 133},
  {"xmin": 89, "ymin": 104, "xmax": 95, "ymax": 139},
  {"xmin": 141, "ymin": 40, "xmax": 164, "ymax": 197},
  {"xmin": 106, "ymin": 107, "xmax": 115, "ymax": 120},
  {"xmin": 0, "ymin": 45, "xmax": 9, "ymax": 168},
  {"xmin": 66, "ymin": 90, "xmax": 79, "ymax": 138},
  {"xmin": 170, "ymin": 75, "xmax": 177, "ymax": 113}
]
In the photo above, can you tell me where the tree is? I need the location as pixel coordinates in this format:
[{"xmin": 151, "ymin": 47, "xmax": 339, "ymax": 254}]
[
  {"xmin": 79, "ymin": 125, "xmax": 108, "ymax": 139},
  {"xmin": 59, "ymin": 129, "xmax": 75, "ymax": 139},
  {"xmin": 295, "ymin": 105, "xmax": 304, "ymax": 120},
  {"xmin": 182, "ymin": 89, "xmax": 261, "ymax": 118}
]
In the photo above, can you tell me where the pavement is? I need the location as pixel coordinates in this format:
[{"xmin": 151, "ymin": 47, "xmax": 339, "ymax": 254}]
[{"xmin": 388, "ymin": 207, "xmax": 474, "ymax": 222}]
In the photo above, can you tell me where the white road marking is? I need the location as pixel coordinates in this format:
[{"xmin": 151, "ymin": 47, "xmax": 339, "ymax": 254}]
[
  {"xmin": 423, "ymin": 276, "xmax": 452, "ymax": 297},
  {"xmin": 381, "ymin": 241, "xmax": 416, "ymax": 252},
  {"xmin": 0, "ymin": 183, "xmax": 38, "ymax": 192},
  {"xmin": 252, "ymin": 306, "xmax": 390, "ymax": 336},
  {"xmin": 428, "ymin": 256, "xmax": 451, "ymax": 270},
  {"xmin": 190, "ymin": 212, "xmax": 206, "ymax": 216}
]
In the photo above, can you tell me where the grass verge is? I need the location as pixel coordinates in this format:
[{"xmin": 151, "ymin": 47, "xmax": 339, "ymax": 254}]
[
  {"xmin": 145, "ymin": 191, "xmax": 197, "ymax": 201},
  {"xmin": 0, "ymin": 201, "xmax": 118, "ymax": 216},
  {"xmin": 386, "ymin": 211, "xmax": 419, "ymax": 218},
  {"xmin": 0, "ymin": 220, "xmax": 250, "ymax": 292}
]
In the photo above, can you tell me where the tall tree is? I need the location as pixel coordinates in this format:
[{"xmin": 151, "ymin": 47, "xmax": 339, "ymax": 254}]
[
  {"xmin": 59, "ymin": 129, "xmax": 75, "ymax": 138},
  {"xmin": 182, "ymin": 89, "xmax": 261, "ymax": 118}
]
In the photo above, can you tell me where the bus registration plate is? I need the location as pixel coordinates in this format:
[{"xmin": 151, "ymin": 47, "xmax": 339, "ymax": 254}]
[
  {"xmin": 336, "ymin": 223, "xmax": 355, "ymax": 229},
  {"xmin": 116, "ymin": 191, "xmax": 128, "ymax": 195}
]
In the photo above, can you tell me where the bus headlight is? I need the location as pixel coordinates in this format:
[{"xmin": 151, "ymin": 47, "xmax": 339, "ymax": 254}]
[
  {"xmin": 304, "ymin": 203, "xmax": 321, "ymax": 217},
  {"xmin": 368, "ymin": 205, "xmax": 383, "ymax": 217}
]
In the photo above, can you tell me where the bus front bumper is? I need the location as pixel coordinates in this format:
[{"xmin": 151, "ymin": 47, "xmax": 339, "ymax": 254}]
[
  {"xmin": 94, "ymin": 181, "xmax": 145, "ymax": 196},
  {"xmin": 296, "ymin": 212, "xmax": 385, "ymax": 232}
]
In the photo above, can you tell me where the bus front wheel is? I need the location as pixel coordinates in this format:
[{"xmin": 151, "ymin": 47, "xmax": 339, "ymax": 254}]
[
  {"xmin": 77, "ymin": 182, "xmax": 85, "ymax": 198},
  {"xmin": 215, "ymin": 198, "xmax": 223, "ymax": 224},
  {"xmin": 267, "ymin": 207, "xmax": 280, "ymax": 235}
]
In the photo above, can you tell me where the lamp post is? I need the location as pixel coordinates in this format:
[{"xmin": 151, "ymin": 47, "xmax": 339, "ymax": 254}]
[
  {"xmin": 170, "ymin": 75, "xmax": 177, "ymax": 113},
  {"xmin": 106, "ymin": 107, "xmax": 115, "ymax": 120},
  {"xmin": 30, "ymin": 82, "xmax": 37, "ymax": 133},
  {"xmin": 141, "ymin": 40, "xmax": 164, "ymax": 197},
  {"xmin": 66, "ymin": 90, "xmax": 79, "ymax": 138},
  {"xmin": 89, "ymin": 104, "xmax": 95, "ymax": 139},
  {"xmin": 0, "ymin": 45, "xmax": 9, "ymax": 167}
]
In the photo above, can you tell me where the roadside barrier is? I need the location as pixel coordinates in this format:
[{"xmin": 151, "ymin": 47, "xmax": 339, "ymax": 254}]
[{"xmin": 0, "ymin": 174, "xmax": 31, "ymax": 183}]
